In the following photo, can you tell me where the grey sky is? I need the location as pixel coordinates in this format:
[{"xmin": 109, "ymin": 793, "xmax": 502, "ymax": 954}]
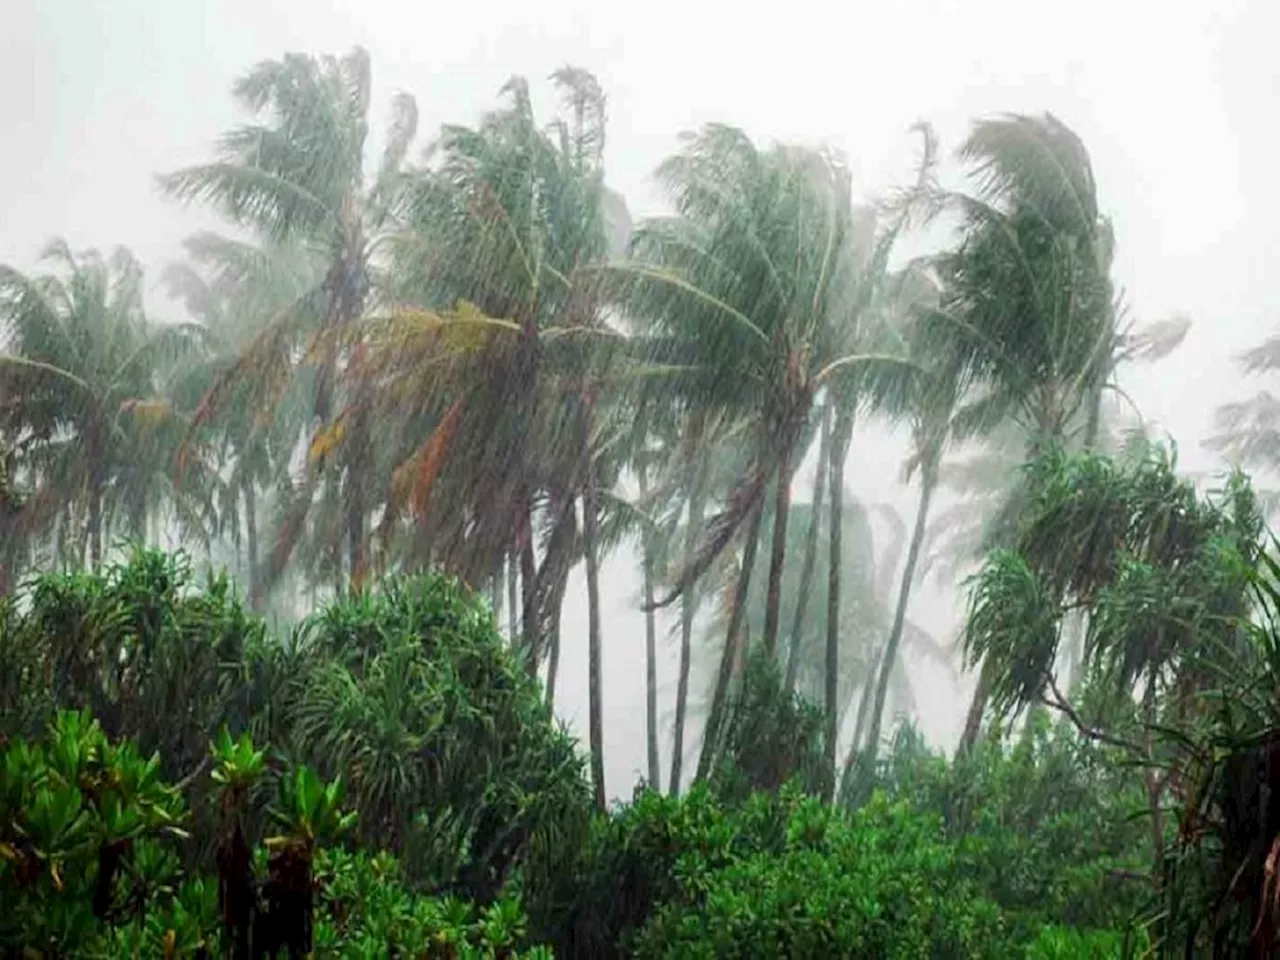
[{"xmin": 2, "ymin": 0, "xmax": 1277, "ymax": 799}]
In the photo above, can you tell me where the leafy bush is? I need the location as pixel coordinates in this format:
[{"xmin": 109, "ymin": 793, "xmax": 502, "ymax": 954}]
[
  {"xmin": 872, "ymin": 715, "xmax": 1154, "ymax": 943},
  {"xmin": 706, "ymin": 650, "xmax": 828, "ymax": 802},
  {"xmin": 0, "ymin": 550, "xmax": 592, "ymax": 905},
  {"xmin": 284, "ymin": 574, "xmax": 592, "ymax": 899},
  {"xmin": 630, "ymin": 791, "xmax": 1012, "ymax": 959},
  {"xmin": 0, "ymin": 709, "xmax": 191, "ymax": 953}
]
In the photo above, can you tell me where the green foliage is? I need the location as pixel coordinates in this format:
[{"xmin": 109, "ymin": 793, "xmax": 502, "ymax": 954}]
[
  {"xmin": 630, "ymin": 790, "xmax": 1012, "ymax": 958},
  {"xmin": 873, "ymin": 717, "xmax": 1154, "ymax": 944},
  {"xmin": 285, "ymin": 574, "xmax": 593, "ymax": 897},
  {"xmin": 312, "ymin": 847, "xmax": 550, "ymax": 958},
  {"xmin": 0, "ymin": 709, "xmax": 189, "ymax": 953},
  {"xmin": 706, "ymin": 650, "xmax": 828, "ymax": 801}
]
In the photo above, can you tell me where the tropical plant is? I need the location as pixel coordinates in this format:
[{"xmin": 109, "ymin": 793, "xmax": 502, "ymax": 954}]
[
  {"xmin": 0, "ymin": 241, "xmax": 206, "ymax": 570},
  {"xmin": 160, "ymin": 46, "xmax": 419, "ymax": 594}
]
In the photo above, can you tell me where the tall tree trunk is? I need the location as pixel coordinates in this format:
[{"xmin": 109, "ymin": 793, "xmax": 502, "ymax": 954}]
[
  {"xmin": 244, "ymin": 477, "xmax": 260, "ymax": 609},
  {"xmin": 861, "ymin": 451, "xmax": 938, "ymax": 766},
  {"xmin": 638, "ymin": 461, "xmax": 661, "ymax": 791},
  {"xmin": 519, "ymin": 493, "xmax": 537, "ymax": 674},
  {"xmin": 785, "ymin": 403, "xmax": 832, "ymax": 694},
  {"xmin": 669, "ymin": 457, "xmax": 707, "ymax": 796},
  {"xmin": 345, "ymin": 457, "xmax": 364, "ymax": 594},
  {"xmin": 823, "ymin": 411, "xmax": 852, "ymax": 800},
  {"xmin": 542, "ymin": 609, "xmax": 563, "ymax": 716},
  {"xmin": 840, "ymin": 643, "xmax": 885, "ymax": 800},
  {"xmin": 88, "ymin": 460, "xmax": 104, "ymax": 571},
  {"xmin": 958, "ymin": 658, "xmax": 994, "ymax": 754},
  {"xmin": 761, "ymin": 436, "xmax": 796, "ymax": 659},
  {"xmin": 580, "ymin": 404, "xmax": 607, "ymax": 811},
  {"xmin": 695, "ymin": 500, "xmax": 765, "ymax": 784},
  {"xmin": 507, "ymin": 554, "xmax": 519, "ymax": 644}
]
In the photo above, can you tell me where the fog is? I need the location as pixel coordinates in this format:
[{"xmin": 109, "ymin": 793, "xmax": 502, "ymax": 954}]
[{"xmin": 3, "ymin": 0, "xmax": 1277, "ymax": 800}]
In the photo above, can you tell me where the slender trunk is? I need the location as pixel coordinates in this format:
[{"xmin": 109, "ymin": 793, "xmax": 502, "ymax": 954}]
[
  {"xmin": 958, "ymin": 658, "xmax": 994, "ymax": 754},
  {"xmin": 695, "ymin": 500, "xmax": 765, "ymax": 784},
  {"xmin": 823, "ymin": 411, "xmax": 852, "ymax": 800},
  {"xmin": 581, "ymin": 402, "xmax": 606, "ymax": 811},
  {"xmin": 489, "ymin": 572, "xmax": 501, "ymax": 622},
  {"xmin": 669, "ymin": 458, "xmax": 707, "ymax": 796},
  {"xmin": 244, "ymin": 477, "xmax": 260, "ymax": 609},
  {"xmin": 638, "ymin": 461, "xmax": 661, "ymax": 791},
  {"xmin": 851, "ymin": 645, "xmax": 883, "ymax": 758},
  {"xmin": 88, "ymin": 463, "xmax": 103, "ymax": 571},
  {"xmin": 761, "ymin": 436, "xmax": 795, "ymax": 659},
  {"xmin": 839, "ymin": 644, "xmax": 885, "ymax": 802},
  {"xmin": 345, "ymin": 436, "xmax": 365, "ymax": 593},
  {"xmin": 785, "ymin": 403, "xmax": 831, "ymax": 693},
  {"xmin": 542, "ymin": 604, "xmax": 558, "ymax": 716},
  {"xmin": 519, "ymin": 493, "xmax": 537, "ymax": 673},
  {"xmin": 862, "ymin": 453, "xmax": 938, "ymax": 765},
  {"xmin": 507, "ymin": 554, "xmax": 519, "ymax": 644}
]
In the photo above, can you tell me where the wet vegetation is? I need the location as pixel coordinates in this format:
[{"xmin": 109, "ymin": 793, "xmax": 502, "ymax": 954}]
[{"xmin": 2, "ymin": 46, "xmax": 1280, "ymax": 957}]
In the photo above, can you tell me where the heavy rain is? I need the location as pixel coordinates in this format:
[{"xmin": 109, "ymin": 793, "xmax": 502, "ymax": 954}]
[{"xmin": 1, "ymin": 1, "xmax": 1278, "ymax": 955}]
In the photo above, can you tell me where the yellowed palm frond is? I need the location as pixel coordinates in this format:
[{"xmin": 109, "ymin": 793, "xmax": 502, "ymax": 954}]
[
  {"xmin": 308, "ymin": 418, "xmax": 347, "ymax": 464},
  {"xmin": 410, "ymin": 396, "xmax": 466, "ymax": 517},
  {"xmin": 118, "ymin": 398, "xmax": 175, "ymax": 428}
]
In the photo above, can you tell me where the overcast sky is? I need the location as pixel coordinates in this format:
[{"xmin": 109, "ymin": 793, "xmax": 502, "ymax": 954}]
[{"xmin": 3, "ymin": 0, "xmax": 1278, "ymax": 799}]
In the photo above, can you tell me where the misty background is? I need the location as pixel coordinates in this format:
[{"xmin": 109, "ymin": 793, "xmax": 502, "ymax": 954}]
[{"xmin": 3, "ymin": 0, "xmax": 1277, "ymax": 800}]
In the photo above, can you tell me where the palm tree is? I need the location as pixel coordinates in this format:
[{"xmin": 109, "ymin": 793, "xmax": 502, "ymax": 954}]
[
  {"xmin": 909, "ymin": 114, "xmax": 1128, "ymax": 753},
  {"xmin": 162, "ymin": 232, "xmax": 321, "ymax": 605},
  {"xmin": 159, "ymin": 46, "xmax": 419, "ymax": 592},
  {"xmin": 620, "ymin": 128, "xmax": 918, "ymax": 784},
  {"xmin": 336, "ymin": 67, "xmax": 630, "ymax": 808},
  {"xmin": 0, "ymin": 241, "xmax": 203, "ymax": 570},
  {"xmin": 857, "ymin": 266, "xmax": 963, "ymax": 772}
]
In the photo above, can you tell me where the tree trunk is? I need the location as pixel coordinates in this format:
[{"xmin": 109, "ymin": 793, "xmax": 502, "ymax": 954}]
[
  {"xmin": 244, "ymin": 477, "xmax": 260, "ymax": 609},
  {"xmin": 88, "ymin": 462, "xmax": 104, "ymax": 571},
  {"xmin": 345, "ymin": 459, "xmax": 364, "ymax": 594},
  {"xmin": 785, "ymin": 403, "xmax": 831, "ymax": 694},
  {"xmin": 545, "ymin": 577, "xmax": 566, "ymax": 713},
  {"xmin": 861, "ymin": 452, "xmax": 937, "ymax": 766},
  {"xmin": 638, "ymin": 461, "xmax": 661, "ymax": 791},
  {"xmin": 669, "ymin": 458, "xmax": 707, "ymax": 797},
  {"xmin": 519, "ymin": 493, "xmax": 538, "ymax": 674},
  {"xmin": 507, "ymin": 554, "xmax": 519, "ymax": 644},
  {"xmin": 840, "ymin": 644, "xmax": 885, "ymax": 800},
  {"xmin": 761, "ymin": 436, "xmax": 796, "ymax": 660},
  {"xmin": 695, "ymin": 500, "xmax": 765, "ymax": 784},
  {"xmin": 823, "ymin": 411, "xmax": 852, "ymax": 800},
  {"xmin": 958, "ymin": 657, "xmax": 994, "ymax": 754},
  {"xmin": 581, "ymin": 403, "xmax": 607, "ymax": 812}
]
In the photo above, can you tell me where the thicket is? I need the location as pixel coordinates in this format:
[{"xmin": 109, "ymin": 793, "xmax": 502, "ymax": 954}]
[{"xmin": 0, "ymin": 547, "xmax": 1251, "ymax": 957}]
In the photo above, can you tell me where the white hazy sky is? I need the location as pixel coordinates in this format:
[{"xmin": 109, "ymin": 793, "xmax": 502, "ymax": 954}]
[{"xmin": 3, "ymin": 0, "xmax": 1278, "ymax": 800}]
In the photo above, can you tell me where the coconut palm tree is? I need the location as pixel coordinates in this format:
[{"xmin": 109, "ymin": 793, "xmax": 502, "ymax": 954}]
[
  {"xmin": 159, "ymin": 46, "xmax": 420, "ymax": 592},
  {"xmin": 0, "ymin": 240, "xmax": 204, "ymax": 570},
  {"xmin": 334, "ymin": 67, "xmax": 632, "ymax": 808},
  {"xmin": 619, "ymin": 128, "xmax": 921, "ymax": 784},
  {"xmin": 162, "ymin": 232, "xmax": 321, "ymax": 605}
]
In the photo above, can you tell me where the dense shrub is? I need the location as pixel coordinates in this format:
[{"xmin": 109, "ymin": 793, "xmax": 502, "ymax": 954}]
[
  {"xmin": 0, "ymin": 549, "xmax": 591, "ymax": 905},
  {"xmin": 1, "ymin": 711, "xmax": 552, "ymax": 957},
  {"xmin": 285, "ymin": 575, "xmax": 592, "ymax": 899},
  {"xmin": 706, "ymin": 650, "xmax": 828, "ymax": 802},
  {"xmin": 630, "ymin": 791, "xmax": 1012, "ymax": 959},
  {"xmin": 873, "ymin": 714, "xmax": 1154, "ymax": 942}
]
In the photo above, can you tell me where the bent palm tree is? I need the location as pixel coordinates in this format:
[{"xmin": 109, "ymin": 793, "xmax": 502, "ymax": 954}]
[{"xmin": 159, "ymin": 46, "xmax": 419, "ymax": 592}]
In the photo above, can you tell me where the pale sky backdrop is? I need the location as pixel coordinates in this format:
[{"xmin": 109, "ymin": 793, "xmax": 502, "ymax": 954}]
[{"xmin": 2, "ymin": 0, "xmax": 1277, "ymax": 800}]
